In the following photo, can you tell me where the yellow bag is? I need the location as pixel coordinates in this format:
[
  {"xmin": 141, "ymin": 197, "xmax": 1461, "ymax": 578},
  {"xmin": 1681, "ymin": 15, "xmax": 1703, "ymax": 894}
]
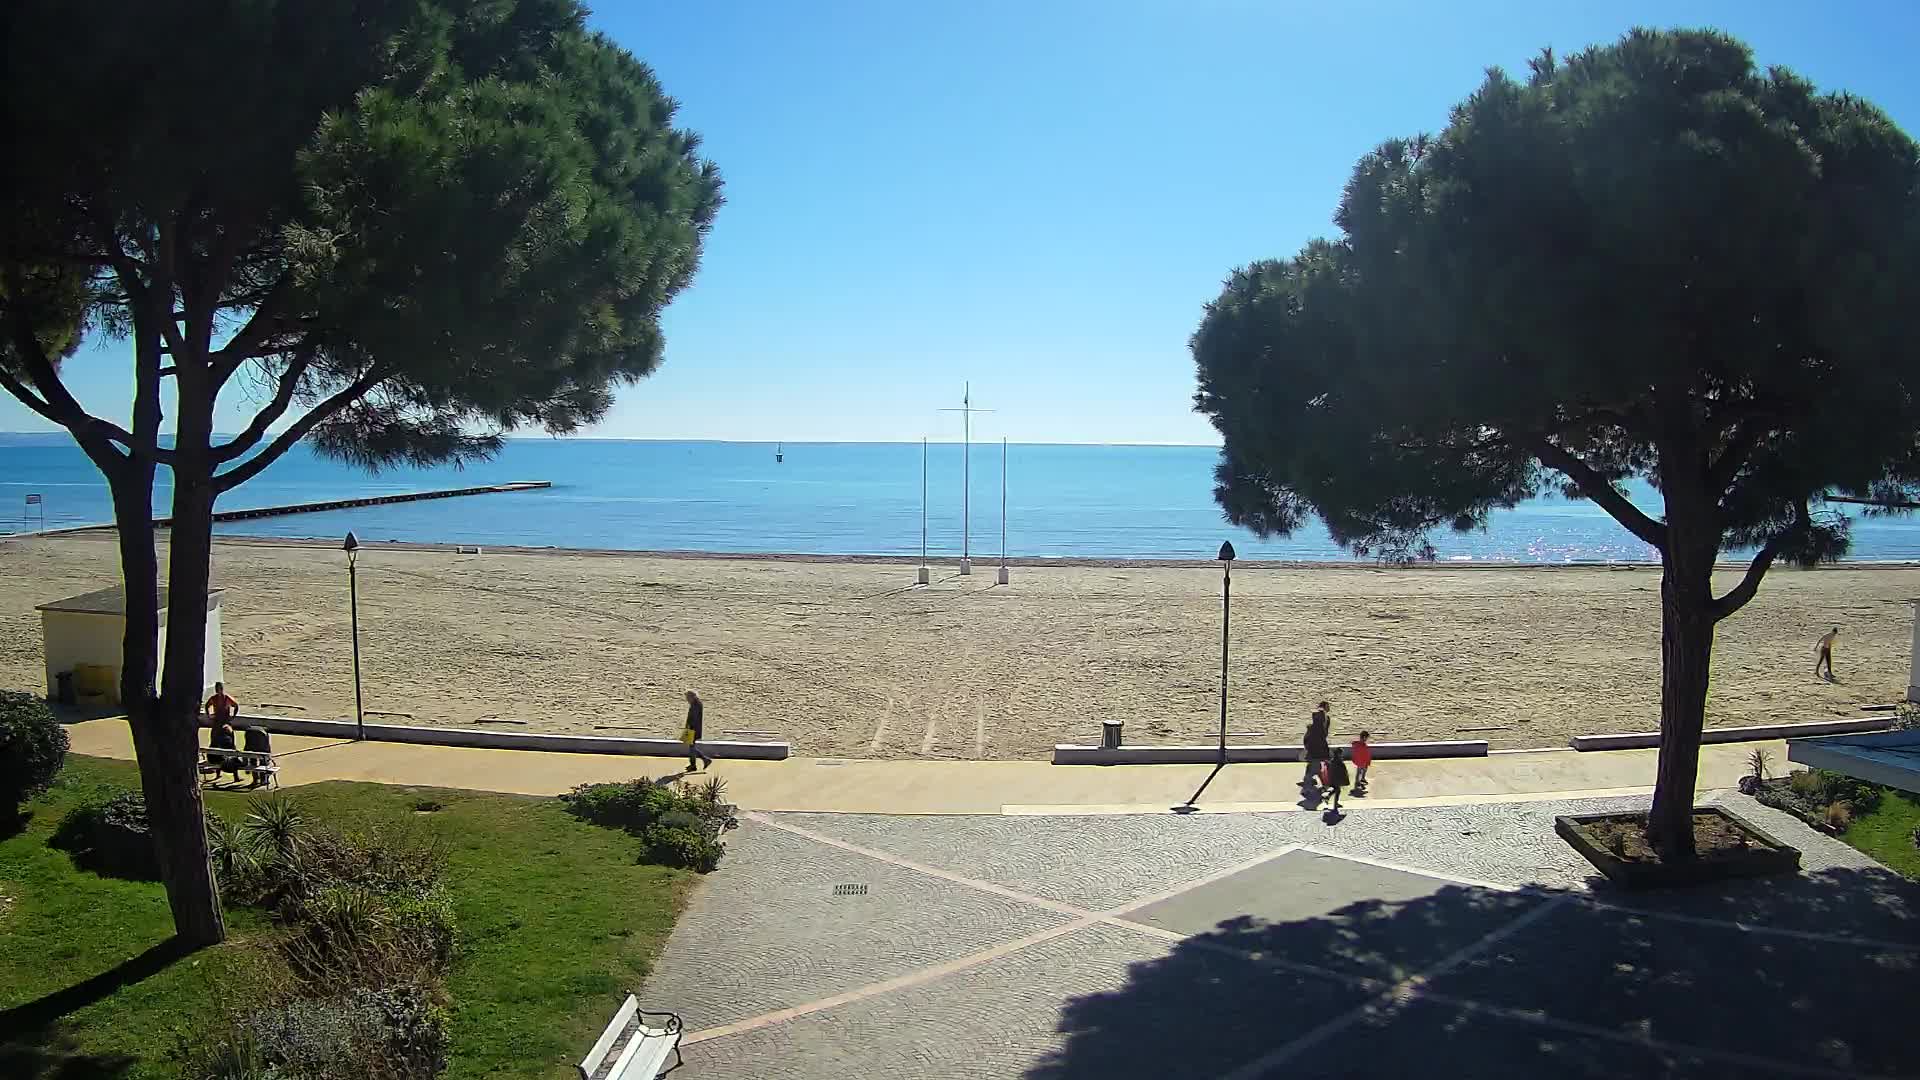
[{"xmin": 679, "ymin": 727, "xmax": 696, "ymax": 746}]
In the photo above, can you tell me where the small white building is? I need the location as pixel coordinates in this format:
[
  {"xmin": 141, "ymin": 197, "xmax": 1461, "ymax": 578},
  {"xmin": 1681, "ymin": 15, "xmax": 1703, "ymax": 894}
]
[{"xmin": 37, "ymin": 586, "xmax": 225, "ymax": 704}]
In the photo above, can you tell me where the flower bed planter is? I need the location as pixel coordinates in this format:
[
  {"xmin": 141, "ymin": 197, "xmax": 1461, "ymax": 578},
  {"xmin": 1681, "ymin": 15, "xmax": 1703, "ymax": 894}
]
[{"xmin": 1555, "ymin": 807, "xmax": 1800, "ymax": 889}]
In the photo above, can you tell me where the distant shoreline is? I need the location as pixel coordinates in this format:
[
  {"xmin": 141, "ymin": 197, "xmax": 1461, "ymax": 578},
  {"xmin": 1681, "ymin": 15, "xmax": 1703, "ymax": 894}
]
[{"xmin": 14, "ymin": 526, "xmax": 1920, "ymax": 572}]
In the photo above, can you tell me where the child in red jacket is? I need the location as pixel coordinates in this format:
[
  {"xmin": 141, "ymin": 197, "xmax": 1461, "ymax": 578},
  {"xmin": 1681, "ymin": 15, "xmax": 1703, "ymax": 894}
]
[{"xmin": 1350, "ymin": 731, "xmax": 1374, "ymax": 796}]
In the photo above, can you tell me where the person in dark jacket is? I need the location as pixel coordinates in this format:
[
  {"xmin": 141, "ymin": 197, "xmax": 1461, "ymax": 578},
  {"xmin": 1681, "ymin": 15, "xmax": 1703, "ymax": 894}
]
[
  {"xmin": 685, "ymin": 690, "xmax": 715, "ymax": 772},
  {"xmin": 1325, "ymin": 747, "xmax": 1350, "ymax": 817},
  {"xmin": 210, "ymin": 722, "xmax": 242, "ymax": 780},
  {"xmin": 1302, "ymin": 701, "xmax": 1332, "ymax": 788}
]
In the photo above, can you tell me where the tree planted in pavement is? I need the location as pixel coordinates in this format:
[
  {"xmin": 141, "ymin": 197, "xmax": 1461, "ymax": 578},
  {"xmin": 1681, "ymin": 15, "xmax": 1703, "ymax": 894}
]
[
  {"xmin": 1191, "ymin": 29, "xmax": 1918, "ymax": 856},
  {"xmin": 0, "ymin": 0, "xmax": 722, "ymax": 942}
]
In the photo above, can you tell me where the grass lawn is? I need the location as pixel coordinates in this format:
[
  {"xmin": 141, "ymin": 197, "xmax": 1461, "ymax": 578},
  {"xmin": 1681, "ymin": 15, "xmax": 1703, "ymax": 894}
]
[
  {"xmin": 1840, "ymin": 786, "xmax": 1920, "ymax": 880},
  {"xmin": 0, "ymin": 755, "xmax": 694, "ymax": 1080}
]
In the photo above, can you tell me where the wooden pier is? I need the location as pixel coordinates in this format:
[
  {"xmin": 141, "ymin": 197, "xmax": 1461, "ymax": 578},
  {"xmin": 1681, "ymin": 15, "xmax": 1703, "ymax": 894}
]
[{"xmin": 154, "ymin": 481, "xmax": 550, "ymax": 526}]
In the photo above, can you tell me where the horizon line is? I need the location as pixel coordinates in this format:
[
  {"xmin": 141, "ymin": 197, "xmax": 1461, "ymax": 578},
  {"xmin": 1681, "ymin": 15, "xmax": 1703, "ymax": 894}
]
[{"xmin": 0, "ymin": 430, "xmax": 1225, "ymax": 450}]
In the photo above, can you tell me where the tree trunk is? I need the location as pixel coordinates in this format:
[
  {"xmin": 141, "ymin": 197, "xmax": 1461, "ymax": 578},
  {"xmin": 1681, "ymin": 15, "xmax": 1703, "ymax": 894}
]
[
  {"xmin": 1647, "ymin": 539, "xmax": 1717, "ymax": 860},
  {"xmin": 154, "ymin": 392, "xmax": 226, "ymax": 945},
  {"xmin": 111, "ymin": 466, "xmax": 226, "ymax": 946}
]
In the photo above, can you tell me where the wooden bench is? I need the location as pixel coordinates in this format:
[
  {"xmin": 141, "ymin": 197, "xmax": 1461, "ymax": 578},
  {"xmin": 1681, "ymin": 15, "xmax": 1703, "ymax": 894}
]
[
  {"xmin": 198, "ymin": 748, "xmax": 281, "ymax": 789},
  {"xmin": 579, "ymin": 994, "xmax": 681, "ymax": 1080}
]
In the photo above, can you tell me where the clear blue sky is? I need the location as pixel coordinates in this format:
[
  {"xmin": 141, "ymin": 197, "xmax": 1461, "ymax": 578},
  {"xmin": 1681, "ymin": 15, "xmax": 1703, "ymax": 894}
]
[{"xmin": 7, "ymin": 0, "xmax": 1916, "ymax": 444}]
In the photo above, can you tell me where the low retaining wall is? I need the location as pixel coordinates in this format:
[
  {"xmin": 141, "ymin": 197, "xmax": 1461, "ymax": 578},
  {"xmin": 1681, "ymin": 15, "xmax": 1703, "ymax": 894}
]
[
  {"xmin": 1052, "ymin": 740, "xmax": 1487, "ymax": 766},
  {"xmin": 1569, "ymin": 716, "xmax": 1893, "ymax": 752},
  {"xmin": 225, "ymin": 714, "xmax": 789, "ymax": 760}
]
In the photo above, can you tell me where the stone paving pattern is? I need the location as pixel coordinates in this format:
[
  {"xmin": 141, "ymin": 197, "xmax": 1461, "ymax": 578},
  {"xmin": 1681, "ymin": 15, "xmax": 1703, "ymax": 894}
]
[{"xmin": 642, "ymin": 792, "xmax": 1920, "ymax": 1078}]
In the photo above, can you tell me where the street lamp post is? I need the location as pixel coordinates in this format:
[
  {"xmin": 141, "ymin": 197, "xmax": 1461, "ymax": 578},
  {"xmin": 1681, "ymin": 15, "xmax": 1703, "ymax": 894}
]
[
  {"xmin": 344, "ymin": 532, "xmax": 365, "ymax": 741},
  {"xmin": 1217, "ymin": 540, "xmax": 1235, "ymax": 765}
]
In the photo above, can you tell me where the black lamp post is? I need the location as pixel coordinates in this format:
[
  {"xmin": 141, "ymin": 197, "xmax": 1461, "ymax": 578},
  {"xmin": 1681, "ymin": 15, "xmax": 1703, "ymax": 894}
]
[
  {"xmin": 344, "ymin": 532, "xmax": 364, "ymax": 741},
  {"xmin": 1217, "ymin": 540, "xmax": 1235, "ymax": 765}
]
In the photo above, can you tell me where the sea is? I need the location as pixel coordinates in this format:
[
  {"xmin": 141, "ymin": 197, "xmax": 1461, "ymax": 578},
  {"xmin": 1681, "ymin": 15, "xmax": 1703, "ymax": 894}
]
[{"xmin": 5, "ymin": 433, "xmax": 1920, "ymax": 563}]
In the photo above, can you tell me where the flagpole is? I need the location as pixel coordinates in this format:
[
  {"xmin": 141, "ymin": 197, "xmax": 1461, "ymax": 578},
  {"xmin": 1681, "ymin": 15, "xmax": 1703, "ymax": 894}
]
[
  {"xmin": 997, "ymin": 437, "xmax": 1009, "ymax": 585},
  {"xmin": 917, "ymin": 437, "xmax": 930, "ymax": 585},
  {"xmin": 961, "ymin": 382, "xmax": 971, "ymax": 575}
]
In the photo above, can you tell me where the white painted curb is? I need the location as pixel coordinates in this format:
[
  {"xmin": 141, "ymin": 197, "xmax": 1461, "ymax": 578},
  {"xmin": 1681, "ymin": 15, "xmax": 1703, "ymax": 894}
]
[
  {"xmin": 1051, "ymin": 740, "xmax": 1487, "ymax": 765},
  {"xmin": 1569, "ymin": 716, "xmax": 1892, "ymax": 752},
  {"xmin": 222, "ymin": 713, "xmax": 789, "ymax": 760}
]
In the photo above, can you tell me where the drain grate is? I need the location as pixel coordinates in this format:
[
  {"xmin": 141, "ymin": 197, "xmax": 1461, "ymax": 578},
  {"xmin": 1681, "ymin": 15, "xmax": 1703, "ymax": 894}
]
[{"xmin": 832, "ymin": 883, "xmax": 868, "ymax": 897}]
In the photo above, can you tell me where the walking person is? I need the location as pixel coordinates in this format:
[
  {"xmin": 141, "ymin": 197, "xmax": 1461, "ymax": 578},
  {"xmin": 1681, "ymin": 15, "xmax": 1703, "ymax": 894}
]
[
  {"xmin": 1302, "ymin": 702, "xmax": 1332, "ymax": 788},
  {"xmin": 683, "ymin": 690, "xmax": 715, "ymax": 772},
  {"xmin": 1815, "ymin": 626, "xmax": 1839, "ymax": 681},
  {"xmin": 1324, "ymin": 747, "xmax": 1350, "ymax": 818},
  {"xmin": 1350, "ymin": 730, "xmax": 1373, "ymax": 796}
]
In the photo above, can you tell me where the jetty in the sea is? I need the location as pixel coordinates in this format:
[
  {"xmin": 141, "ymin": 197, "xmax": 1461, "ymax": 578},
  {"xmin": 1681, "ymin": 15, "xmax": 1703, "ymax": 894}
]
[{"xmin": 155, "ymin": 481, "xmax": 551, "ymax": 526}]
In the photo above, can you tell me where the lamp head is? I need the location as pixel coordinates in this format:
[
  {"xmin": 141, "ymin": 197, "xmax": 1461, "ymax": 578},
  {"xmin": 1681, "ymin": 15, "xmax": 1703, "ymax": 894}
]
[
  {"xmin": 1217, "ymin": 541, "xmax": 1236, "ymax": 563},
  {"xmin": 343, "ymin": 532, "xmax": 359, "ymax": 563}
]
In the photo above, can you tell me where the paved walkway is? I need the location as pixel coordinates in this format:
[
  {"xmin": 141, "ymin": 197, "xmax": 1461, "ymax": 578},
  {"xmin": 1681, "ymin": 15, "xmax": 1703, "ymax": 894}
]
[
  {"xmin": 65, "ymin": 717, "xmax": 1778, "ymax": 814},
  {"xmin": 644, "ymin": 793, "xmax": 1919, "ymax": 1079},
  {"xmin": 63, "ymin": 719, "xmax": 1920, "ymax": 1074}
]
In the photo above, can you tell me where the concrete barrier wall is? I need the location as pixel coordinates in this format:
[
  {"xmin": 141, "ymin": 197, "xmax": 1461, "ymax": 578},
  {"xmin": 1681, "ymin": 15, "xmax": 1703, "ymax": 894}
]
[
  {"xmin": 1569, "ymin": 716, "xmax": 1892, "ymax": 752},
  {"xmin": 1052, "ymin": 740, "xmax": 1487, "ymax": 766},
  {"xmin": 227, "ymin": 714, "xmax": 789, "ymax": 760}
]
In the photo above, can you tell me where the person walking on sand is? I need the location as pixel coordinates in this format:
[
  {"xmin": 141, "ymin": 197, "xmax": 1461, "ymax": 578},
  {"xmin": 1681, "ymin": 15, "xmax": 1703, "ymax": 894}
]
[
  {"xmin": 1324, "ymin": 747, "xmax": 1350, "ymax": 817},
  {"xmin": 1350, "ymin": 731, "xmax": 1373, "ymax": 796},
  {"xmin": 1303, "ymin": 702, "xmax": 1332, "ymax": 788},
  {"xmin": 1815, "ymin": 626, "xmax": 1839, "ymax": 682},
  {"xmin": 684, "ymin": 690, "xmax": 715, "ymax": 772}
]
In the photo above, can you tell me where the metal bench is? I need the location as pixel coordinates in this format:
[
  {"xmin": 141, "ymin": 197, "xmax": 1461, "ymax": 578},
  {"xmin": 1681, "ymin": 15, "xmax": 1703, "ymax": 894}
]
[
  {"xmin": 579, "ymin": 994, "xmax": 681, "ymax": 1080},
  {"xmin": 198, "ymin": 748, "xmax": 280, "ymax": 789}
]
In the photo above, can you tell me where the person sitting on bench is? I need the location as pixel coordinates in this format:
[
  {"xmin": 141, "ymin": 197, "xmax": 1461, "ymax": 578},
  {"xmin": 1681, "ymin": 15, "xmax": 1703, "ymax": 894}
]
[
  {"xmin": 209, "ymin": 722, "xmax": 242, "ymax": 781},
  {"xmin": 241, "ymin": 725, "xmax": 274, "ymax": 787}
]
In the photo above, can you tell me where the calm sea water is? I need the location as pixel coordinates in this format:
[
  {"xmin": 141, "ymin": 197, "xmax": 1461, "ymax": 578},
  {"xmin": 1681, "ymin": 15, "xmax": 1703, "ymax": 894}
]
[{"xmin": 5, "ymin": 434, "xmax": 1920, "ymax": 562}]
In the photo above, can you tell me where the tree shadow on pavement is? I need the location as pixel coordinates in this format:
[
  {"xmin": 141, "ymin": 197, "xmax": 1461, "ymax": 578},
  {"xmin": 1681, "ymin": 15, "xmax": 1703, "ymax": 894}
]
[{"xmin": 1028, "ymin": 864, "xmax": 1920, "ymax": 1080}]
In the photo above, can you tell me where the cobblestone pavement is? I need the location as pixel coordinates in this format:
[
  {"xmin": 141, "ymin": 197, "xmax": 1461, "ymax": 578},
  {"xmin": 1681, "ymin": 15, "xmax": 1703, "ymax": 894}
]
[{"xmin": 641, "ymin": 792, "xmax": 1920, "ymax": 1079}]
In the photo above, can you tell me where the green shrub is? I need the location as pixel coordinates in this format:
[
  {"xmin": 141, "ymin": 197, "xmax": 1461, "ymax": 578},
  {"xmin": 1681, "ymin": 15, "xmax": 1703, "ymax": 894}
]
[
  {"xmin": 1816, "ymin": 771, "xmax": 1883, "ymax": 815},
  {"xmin": 0, "ymin": 689, "xmax": 68, "ymax": 813},
  {"xmin": 208, "ymin": 812, "xmax": 267, "ymax": 902},
  {"xmin": 190, "ymin": 984, "xmax": 449, "ymax": 1080},
  {"xmin": 50, "ymin": 788, "xmax": 159, "ymax": 879},
  {"xmin": 1788, "ymin": 769, "xmax": 1825, "ymax": 800},
  {"xmin": 563, "ymin": 776, "xmax": 738, "ymax": 871},
  {"xmin": 282, "ymin": 881, "xmax": 459, "ymax": 990},
  {"xmin": 559, "ymin": 779, "xmax": 679, "ymax": 832},
  {"xmin": 641, "ymin": 823, "xmax": 725, "ymax": 872}
]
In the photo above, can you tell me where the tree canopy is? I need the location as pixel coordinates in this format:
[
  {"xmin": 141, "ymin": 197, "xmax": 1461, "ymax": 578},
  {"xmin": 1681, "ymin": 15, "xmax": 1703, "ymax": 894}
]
[
  {"xmin": 1197, "ymin": 29, "xmax": 1919, "ymax": 571},
  {"xmin": 0, "ymin": 0, "xmax": 722, "ymax": 943},
  {"xmin": 1192, "ymin": 28, "xmax": 1919, "ymax": 854},
  {"xmin": 1, "ymin": 0, "xmax": 721, "ymax": 478}
]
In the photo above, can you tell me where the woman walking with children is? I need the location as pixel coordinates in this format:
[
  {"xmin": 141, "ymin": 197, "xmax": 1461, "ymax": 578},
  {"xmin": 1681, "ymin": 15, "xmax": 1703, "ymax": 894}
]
[{"xmin": 1302, "ymin": 699, "xmax": 1374, "ymax": 815}]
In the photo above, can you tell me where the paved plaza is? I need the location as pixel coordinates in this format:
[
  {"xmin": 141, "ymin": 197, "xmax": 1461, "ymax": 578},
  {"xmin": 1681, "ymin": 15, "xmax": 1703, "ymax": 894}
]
[{"xmin": 644, "ymin": 793, "xmax": 1920, "ymax": 1079}]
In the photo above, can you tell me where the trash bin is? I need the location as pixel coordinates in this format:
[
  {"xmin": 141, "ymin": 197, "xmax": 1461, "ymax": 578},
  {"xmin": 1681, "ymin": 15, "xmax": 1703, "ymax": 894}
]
[
  {"xmin": 1101, "ymin": 719, "xmax": 1124, "ymax": 750},
  {"xmin": 55, "ymin": 670, "xmax": 76, "ymax": 707}
]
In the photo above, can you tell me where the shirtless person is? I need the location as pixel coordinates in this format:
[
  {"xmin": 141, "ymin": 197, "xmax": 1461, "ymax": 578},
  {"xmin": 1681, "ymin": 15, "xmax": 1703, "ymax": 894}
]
[{"xmin": 1815, "ymin": 627, "xmax": 1839, "ymax": 681}]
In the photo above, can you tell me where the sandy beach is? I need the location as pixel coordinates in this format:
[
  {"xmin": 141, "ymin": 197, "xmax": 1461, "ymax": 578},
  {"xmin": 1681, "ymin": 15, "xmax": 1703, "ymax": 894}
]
[{"xmin": 1, "ymin": 532, "xmax": 1912, "ymax": 759}]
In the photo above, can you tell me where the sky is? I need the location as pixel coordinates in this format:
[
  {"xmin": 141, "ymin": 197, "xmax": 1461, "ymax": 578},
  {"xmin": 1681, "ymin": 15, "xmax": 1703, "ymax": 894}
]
[{"xmin": 6, "ymin": 0, "xmax": 1918, "ymax": 445}]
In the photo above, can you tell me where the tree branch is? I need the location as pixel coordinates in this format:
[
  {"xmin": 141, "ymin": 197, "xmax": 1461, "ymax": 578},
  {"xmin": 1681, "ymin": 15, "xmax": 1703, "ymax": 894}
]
[
  {"xmin": 0, "ymin": 366, "xmax": 62, "ymax": 426},
  {"xmin": 1530, "ymin": 438, "xmax": 1669, "ymax": 550},
  {"xmin": 1710, "ymin": 501, "xmax": 1809, "ymax": 622},
  {"xmin": 212, "ymin": 356, "xmax": 311, "ymax": 464},
  {"xmin": 214, "ymin": 366, "xmax": 391, "ymax": 493},
  {"xmin": 0, "ymin": 297, "xmax": 154, "ymax": 464},
  {"xmin": 209, "ymin": 272, "xmax": 296, "ymax": 384},
  {"xmin": 1707, "ymin": 420, "xmax": 1767, "ymax": 494}
]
